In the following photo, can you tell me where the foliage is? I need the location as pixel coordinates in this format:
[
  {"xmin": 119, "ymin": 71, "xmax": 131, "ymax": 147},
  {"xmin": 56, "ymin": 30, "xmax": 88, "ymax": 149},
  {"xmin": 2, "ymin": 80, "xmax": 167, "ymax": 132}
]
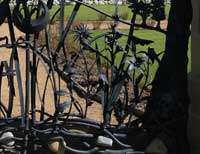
[
  {"xmin": 49, "ymin": 4, "xmax": 170, "ymax": 21},
  {"xmin": 92, "ymin": 13, "xmax": 107, "ymax": 30},
  {"xmin": 119, "ymin": 11, "xmax": 129, "ymax": 20}
]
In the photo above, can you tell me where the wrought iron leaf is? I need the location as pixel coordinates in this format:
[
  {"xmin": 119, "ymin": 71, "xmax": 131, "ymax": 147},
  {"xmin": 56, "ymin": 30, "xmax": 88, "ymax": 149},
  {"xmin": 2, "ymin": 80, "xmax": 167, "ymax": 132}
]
[
  {"xmin": 140, "ymin": 47, "xmax": 161, "ymax": 64},
  {"xmin": 56, "ymin": 90, "xmax": 67, "ymax": 96},
  {"xmin": 128, "ymin": 63, "xmax": 136, "ymax": 72},
  {"xmin": 151, "ymin": 0, "xmax": 166, "ymax": 21},
  {"xmin": 135, "ymin": 73, "xmax": 144, "ymax": 85},
  {"xmin": 47, "ymin": 0, "xmax": 54, "ymax": 9},
  {"xmin": 99, "ymin": 74, "xmax": 109, "ymax": 85},
  {"xmin": 127, "ymin": 56, "xmax": 146, "ymax": 71},
  {"xmin": 96, "ymin": 74, "xmax": 109, "ymax": 107},
  {"xmin": 113, "ymin": 99, "xmax": 125, "ymax": 124},
  {"xmin": 110, "ymin": 75, "xmax": 126, "ymax": 107},
  {"xmin": 132, "ymin": 36, "xmax": 154, "ymax": 46},
  {"xmin": 114, "ymin": 29, "xmax": 123, "ymax": 40},
  {"xmin": 63, "ymin": 62, "xmax": 76, "ymax": 75},
  {"xmin": 135, "ymin": 56, "xmax": 146, "ymax": 67},
  {"xmin": 96, "ymin": 43, "xmax": 102, "ymax": 74},
  {"xmin": 105, "ymin": 35, "xmax": 115, "ymax": 48},
  {"xmin": 57, "ymin": 101, "xmax": 71, "ymax": 113},
  {"xmin": 115, "ymin": 44, "xmax": 126, "ymax": 54},
  {"xmin": 134, "ymin": 85, "xmax": 140, "ymax": 104}
]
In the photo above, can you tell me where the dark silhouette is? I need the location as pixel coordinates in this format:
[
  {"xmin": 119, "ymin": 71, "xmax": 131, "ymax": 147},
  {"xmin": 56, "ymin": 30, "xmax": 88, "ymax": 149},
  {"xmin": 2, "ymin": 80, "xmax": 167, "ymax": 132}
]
[{"xmin": 145, "ymin": 0, "xmax": 192, "ymax": 153}]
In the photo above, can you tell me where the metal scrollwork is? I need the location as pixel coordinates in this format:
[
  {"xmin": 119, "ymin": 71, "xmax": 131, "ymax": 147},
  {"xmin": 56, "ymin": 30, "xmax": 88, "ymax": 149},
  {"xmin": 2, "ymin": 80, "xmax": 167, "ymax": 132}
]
[
  {"xmin": 0, "ymin": 0, "xmax": 8, "ymax": 26},
  {"xmin": 0, "ymin": 0, "xmax": 167, "ymax": 153},
  {"xmin": 13, "ymin": 1, "xmax": 49, "ymax": 34}
]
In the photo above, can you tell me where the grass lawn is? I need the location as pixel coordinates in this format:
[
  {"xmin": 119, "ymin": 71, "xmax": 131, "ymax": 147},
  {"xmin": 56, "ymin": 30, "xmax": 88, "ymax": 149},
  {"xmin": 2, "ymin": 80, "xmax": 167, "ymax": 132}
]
[
  {"xmin": 89, "ymin": 29, "xmax": 191, "ymax": 70},
  {"xmin": 88, "ymin": 29, "xmax": 165, "ymax": 82},
  {"xmin": 74, "ymin": 28, "xmax": 190, "ymax": 84},
  {"xmin": 49, "ymin": 4, "xmax": 171, "ymax": 21}
]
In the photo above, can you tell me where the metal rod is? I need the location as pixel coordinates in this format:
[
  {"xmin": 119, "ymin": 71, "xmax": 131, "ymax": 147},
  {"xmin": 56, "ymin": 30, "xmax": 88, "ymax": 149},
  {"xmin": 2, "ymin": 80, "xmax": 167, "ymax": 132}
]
[{"xmin": 6, "ymin": 1, "xmax": 25, "ymax": 126}]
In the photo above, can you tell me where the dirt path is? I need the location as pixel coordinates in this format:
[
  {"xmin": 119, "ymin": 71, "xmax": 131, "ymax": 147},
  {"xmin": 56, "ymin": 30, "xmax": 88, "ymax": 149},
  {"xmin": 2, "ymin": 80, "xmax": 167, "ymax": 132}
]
[
  {"xmin": 0, "ymin": 23, "xmax": 24, "ymax": 39},
  {"xmin": 0, "ymin": 19, "xmax": 163, "ymax": 122},
  {"xmin": 60, "ymin": 20, "xmax": 168, "ymax": 30},
  {"xmin": 0, "ymin": 23, "xmax": 104, "ymax": 122},
  {"xmin": 84, "ymin": 20, "xmax": 168, "ymax": 30}
]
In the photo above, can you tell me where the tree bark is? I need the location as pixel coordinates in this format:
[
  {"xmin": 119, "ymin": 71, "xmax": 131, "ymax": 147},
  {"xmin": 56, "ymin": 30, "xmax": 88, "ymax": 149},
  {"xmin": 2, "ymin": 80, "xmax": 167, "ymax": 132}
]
[{"xmin": 145, "ymin": 0, "xmax": 192, "ymax": 153}]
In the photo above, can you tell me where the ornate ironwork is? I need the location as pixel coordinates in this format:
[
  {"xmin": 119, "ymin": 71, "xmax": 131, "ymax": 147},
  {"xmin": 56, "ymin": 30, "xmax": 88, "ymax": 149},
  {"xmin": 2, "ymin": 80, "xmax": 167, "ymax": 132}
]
[{"xmin": 0, "ymin": 0, "xmax": 167, "ymax": 153}]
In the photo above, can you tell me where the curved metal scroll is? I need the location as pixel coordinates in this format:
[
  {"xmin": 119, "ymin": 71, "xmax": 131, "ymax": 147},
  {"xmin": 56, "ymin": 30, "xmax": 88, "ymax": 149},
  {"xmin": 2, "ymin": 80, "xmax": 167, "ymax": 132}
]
[{"xmin": 0, "ymin": 0, "xmax": 167, "ymax": 153}]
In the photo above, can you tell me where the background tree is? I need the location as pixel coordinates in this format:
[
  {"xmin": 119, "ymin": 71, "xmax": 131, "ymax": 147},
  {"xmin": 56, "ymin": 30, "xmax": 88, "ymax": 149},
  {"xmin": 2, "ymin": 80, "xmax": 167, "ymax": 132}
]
[{"xmin": 145, "ymin": 0, "xmax": 192, "ymax": 153}]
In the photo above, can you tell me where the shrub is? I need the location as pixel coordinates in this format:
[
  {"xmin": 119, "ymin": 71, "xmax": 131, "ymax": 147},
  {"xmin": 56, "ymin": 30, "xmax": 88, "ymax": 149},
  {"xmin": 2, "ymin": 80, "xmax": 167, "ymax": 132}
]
[
  {"xmin": 119, "ymin": 12, "xmax": 129, "ymax": 20},
  {"xmin": 71, "ymin": 20, "xmax": 83, "ymax": 30},
  {"xmin": 38, "ymin": 22, "xmax": 78, "ymax": 55},
  {"xmin": 92, "ymin": 14, "xmax": 107, "ymax": 30}
]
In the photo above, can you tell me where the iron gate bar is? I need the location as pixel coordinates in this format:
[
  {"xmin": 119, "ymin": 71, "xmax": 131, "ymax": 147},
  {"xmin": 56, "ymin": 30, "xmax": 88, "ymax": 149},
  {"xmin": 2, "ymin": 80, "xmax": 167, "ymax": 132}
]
[
  {"xmin": 6, "ymin": 0, "xmax": 25, "ymax": 126},
  {"xmin": 0, "ymin": 0, "xmax": 170, "ymax": 153}
]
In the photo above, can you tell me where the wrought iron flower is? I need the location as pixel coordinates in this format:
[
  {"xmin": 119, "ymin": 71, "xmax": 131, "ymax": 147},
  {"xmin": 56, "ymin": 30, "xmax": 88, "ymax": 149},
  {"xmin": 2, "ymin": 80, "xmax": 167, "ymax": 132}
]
[
  {"xmin": 74, "ymin": 24, "xmax": 91, "ymax": 41},
  {"xmin": 126, "ymin": 56, "xmax": 146, "ymax": 73}
]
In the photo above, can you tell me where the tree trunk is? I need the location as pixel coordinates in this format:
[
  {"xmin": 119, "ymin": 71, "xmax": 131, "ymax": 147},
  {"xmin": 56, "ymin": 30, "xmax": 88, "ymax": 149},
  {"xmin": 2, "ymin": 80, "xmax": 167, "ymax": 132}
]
[{"xmin": 145, "ymin": 0, "xmax": 192, "ymax": 153}]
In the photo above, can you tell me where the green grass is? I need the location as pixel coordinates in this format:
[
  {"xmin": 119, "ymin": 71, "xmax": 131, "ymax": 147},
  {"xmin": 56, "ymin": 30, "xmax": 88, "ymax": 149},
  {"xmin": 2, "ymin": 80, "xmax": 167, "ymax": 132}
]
[
  {"xmin": 63, "ymin": 26, "xmax": 190, "ymax": 87},
  {"xmin": 47, "ymin": 2, "xmax": 192, "ymax": 87},
  {"xmin": 50, "ymin": 5, "xmax": 132, "ymax": 21},
  {"xmin": 49, "ymin": 4, "xmax": 171, "ymax": 21},
  {"xmin": 90, "ymin": 29, "xmax": 165, "ymax": 50},
  {"xmin": 89, "ymin": 29, "xmax": 165, "ymax": 81},
  {"xmin": 88, "ymin": 29, "xmax": 191, "ymax": 81}
]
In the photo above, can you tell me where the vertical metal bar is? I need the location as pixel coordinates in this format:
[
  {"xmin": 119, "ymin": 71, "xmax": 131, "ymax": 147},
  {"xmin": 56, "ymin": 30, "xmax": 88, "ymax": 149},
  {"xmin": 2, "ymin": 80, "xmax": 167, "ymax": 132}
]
[
  {"xmin": 59, "ymin": 0, "xmax": 67, "ymax": 59},
  {"xmin": 6, "ymin": 1, "xmax": 25, "ymax": 126},
  {"xmin": 31, "ymin": 2, "xmax": 42, "ymax": 150},
  {"xmin": 114, "ymin": 0, "xmax": 119, "ymax": 25},
  {"xmin": 45, "ymin": 26, "xmax": 59, "ymax": 117},
  {"xmin": 3, "ymin": 61, "xmax": 15, "ymax": 117},
  {"xmin": 114, "ymin": 0, "xmax": 119, "ymax": 18},
  {"xmin": 24, "ymin": 34, "xmax": 30, "ymax": 154},
  {"xmin": 119, "ymin": 1, "xmax": 138, "ymax": 70},
  {"xmin": 31, "ymin": 39, "xmax": 37, "ymax": 124},
  {"xmin": 31, "ymin": 0, "xmax": 41, "ymax": 127},
  {"xmin": 22, "ymin": 2, "xmax": 31, "ymax": 153},
  {"xmin": 54, "ymin": 0, "xmax": 83, "ymax": 55},
  {"xmin": 60, "ymin": 0, "xmax": 65, "ymax": 36}
]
